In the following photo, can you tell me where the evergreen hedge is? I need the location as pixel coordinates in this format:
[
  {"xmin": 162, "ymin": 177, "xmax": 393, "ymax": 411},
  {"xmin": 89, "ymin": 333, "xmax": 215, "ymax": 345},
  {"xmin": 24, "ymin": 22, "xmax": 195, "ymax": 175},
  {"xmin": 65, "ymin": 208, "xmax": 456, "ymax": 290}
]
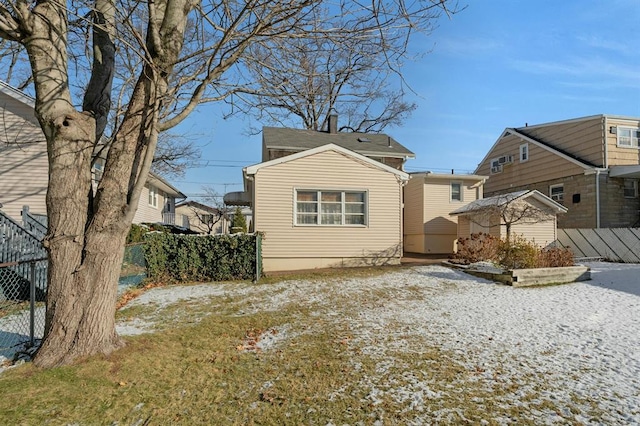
[{"xmin": 143, "ymin": 233, "xmax": 259, "ymax": 282}]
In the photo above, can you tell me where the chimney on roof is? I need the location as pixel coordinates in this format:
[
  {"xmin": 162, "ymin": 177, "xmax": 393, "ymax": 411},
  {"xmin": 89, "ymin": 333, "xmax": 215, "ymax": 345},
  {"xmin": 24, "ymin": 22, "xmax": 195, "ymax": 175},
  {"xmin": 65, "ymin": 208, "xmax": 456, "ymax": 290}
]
[{"xmin": 328, "ymin": 113, "xmax": 338, "ymax": 134}]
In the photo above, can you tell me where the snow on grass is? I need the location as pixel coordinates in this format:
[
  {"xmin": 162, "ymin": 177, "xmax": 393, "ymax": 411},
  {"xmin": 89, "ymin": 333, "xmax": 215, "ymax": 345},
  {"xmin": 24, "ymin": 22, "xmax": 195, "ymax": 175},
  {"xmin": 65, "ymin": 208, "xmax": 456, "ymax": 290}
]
[{"xmin": 2, "ymin": 261, "xmax": 638, "ymax": 423}]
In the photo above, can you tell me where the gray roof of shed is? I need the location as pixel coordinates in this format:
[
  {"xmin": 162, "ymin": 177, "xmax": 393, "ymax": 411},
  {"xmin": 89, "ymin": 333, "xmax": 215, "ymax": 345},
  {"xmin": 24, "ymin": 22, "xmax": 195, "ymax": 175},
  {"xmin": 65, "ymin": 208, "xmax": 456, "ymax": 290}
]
[
  {"xmin": 450, "ymin": 190, "xmax": 567, "ymax": 215},
  {"xmin": 262, "ymin": 127, "xmax": 415, "ymax": 158}
]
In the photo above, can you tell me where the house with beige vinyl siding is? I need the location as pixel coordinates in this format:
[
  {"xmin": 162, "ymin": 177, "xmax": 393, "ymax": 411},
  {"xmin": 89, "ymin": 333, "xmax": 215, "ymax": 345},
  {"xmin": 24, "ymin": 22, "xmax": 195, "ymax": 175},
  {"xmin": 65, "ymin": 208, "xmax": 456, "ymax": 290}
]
[
  {"xmin": 0, "ymin": 80, "xmax": 186, "ymax": 226},
  {"xmin": 450, "ymin": 190, "xmax": 567, "ymax": 247},
  {"xmin": 477, "ymin": 115, "xmax": 640, "ymax": 228},
  {"xmin": 233, "ymin": 143, "xmax": 408, "ymax": 272},
  {"xmin": 403, "ymin": 172, "xmax": 486, "ymax": 254}
]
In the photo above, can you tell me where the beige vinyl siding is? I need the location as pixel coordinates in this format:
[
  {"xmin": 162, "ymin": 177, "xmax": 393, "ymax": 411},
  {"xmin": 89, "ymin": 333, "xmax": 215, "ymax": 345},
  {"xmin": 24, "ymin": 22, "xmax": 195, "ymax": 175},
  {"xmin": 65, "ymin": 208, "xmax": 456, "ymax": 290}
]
[
  {"xmin": 403, "ymin": 175, "xmax": 425, "ymax": 252},
  {"xmin": 132, "ymin": 185, "xmax": 166, "ymax": 224},
  {"xmin": 176, "ymin": 205, "xmax": 228, "ymax": 234},
  {"xmin": 253, "ymin": 150, "xmax": 403, "ymax": 271},
  {"xmin": 480, "ymin": 133, "xmax": 586, "ymax": 194},
  {"xmin": 404, "ymin": 175, "xmax": 483, "ymax": 254},
  {"xmin": 520, "ymin": 116, "xmax": 604, "ymax": 166},
  {"xmin": 606, "ymin": 117, "xmax": 640, "ymax": 165},
  {"xmin": 0, "ymin": 93, "xmax": 48, "ymax": 222},
  {"xmin": 511, "ymin": 217, "xmax": 557, "ymax": 247}
]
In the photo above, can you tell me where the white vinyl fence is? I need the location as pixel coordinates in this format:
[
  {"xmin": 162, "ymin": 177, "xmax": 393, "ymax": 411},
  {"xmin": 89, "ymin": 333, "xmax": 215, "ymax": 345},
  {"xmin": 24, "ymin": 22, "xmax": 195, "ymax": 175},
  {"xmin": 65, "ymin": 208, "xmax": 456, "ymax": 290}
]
[{"xmin": 557, "ymin": 228, "xmax": 640, "ymax": 263}]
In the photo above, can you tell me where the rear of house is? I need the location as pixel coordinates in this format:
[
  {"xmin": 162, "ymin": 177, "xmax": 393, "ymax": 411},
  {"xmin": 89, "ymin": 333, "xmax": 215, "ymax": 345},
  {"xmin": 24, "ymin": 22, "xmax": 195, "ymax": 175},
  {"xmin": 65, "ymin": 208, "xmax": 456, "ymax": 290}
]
[
  {"xmin": 245, "ymin": 144, "xmax": 408, "ymax": 272},
  {"xmin": 403, "ymin": 173, "xmax": 486, "ymax": 254}
]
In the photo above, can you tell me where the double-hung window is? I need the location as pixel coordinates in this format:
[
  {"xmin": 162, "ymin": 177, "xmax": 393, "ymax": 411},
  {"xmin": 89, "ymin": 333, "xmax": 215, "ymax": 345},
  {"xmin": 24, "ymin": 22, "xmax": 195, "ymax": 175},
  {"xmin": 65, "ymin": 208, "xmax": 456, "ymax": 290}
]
[
  {"xmin": 451, "ymin": 182, "xmax": 462, "ymax": 202},
  {"xmin": 148, "ymin": 185, "xmax": 158, "ymax": 208},
  {"xmin": 549, "ymin": 184, "xmax": 564, "ymax": 202},
  {"xmin": 296, "ymin": 190, "xmax": 366, "ymax": 226},
  {"xmin": 520, "ymin": 143, "xmax": 529, "ymax": 162},
  {"xmin": 617, "ymin": 127, "xmax": 640, "ymax": 148},
  {"xmin": 624, "ymin": 179, "xmax": 638, "ymax": 198}
]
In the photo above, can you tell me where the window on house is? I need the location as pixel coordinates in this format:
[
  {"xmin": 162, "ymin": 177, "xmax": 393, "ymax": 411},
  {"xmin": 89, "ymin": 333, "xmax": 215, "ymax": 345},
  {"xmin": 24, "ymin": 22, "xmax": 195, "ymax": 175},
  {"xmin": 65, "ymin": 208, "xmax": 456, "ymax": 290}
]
[
  {"xmin": 202, "ymin": 214, "xmax": 214, "ymax": 223},
  {"xmin": 451, "ymin": 182, "xmax": 462, "ymax": 202},
  {"xmin": 520, "ymin": 143, "xmax": 529, "ymax": 162},
  {"xmin": 624, "ymin": 179, "xmax": 638, "ymax": 198},
  {"xmin": 295, "ymin": 190, "xmax": 367, "ymax": 226},
  {"xmin": 617, "ymin": 127, "xmax": 640, "ymax": 148},
  {"xmin": 550, "ymin": 184, "xmax": 564, "ymax": 202},
  {"xmin": 148, "ymin": 185, "xmax": 158, "ymax": 208},
  {"xmin": 490, "ymin": 158, "xmax": 502, "ymax": 174}
]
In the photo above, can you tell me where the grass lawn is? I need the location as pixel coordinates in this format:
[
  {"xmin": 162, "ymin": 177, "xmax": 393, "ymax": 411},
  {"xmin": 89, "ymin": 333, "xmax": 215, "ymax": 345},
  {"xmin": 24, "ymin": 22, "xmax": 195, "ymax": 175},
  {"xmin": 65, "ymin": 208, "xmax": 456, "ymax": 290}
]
[{"xmin": 0, "ymin": 264, "xmax": 636, "ymax": 424}]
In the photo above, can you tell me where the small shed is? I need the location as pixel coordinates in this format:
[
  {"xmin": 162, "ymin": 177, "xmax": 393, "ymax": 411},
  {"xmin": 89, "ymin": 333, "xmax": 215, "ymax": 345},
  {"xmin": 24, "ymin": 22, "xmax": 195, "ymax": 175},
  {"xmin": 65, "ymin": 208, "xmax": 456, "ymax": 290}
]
[{"xmin": 450, "ymin": 190, "xmax": 568, "ymax": 247}]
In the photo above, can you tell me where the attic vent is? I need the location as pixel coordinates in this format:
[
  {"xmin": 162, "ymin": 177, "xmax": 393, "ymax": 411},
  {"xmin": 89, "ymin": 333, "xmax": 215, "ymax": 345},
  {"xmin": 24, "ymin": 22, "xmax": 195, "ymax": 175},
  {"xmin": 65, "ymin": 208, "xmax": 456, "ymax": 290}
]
[{"xmin": 358, "ymin": 137, "xmax": 371, "ymax": 143}]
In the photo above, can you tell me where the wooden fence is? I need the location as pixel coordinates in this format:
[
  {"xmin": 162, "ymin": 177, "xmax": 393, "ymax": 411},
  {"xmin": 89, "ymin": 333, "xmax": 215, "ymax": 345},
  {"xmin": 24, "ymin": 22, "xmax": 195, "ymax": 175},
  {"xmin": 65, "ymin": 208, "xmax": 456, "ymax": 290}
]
[{"xmin": 557, "ymin": 228, "xmax": 640, "ymax": 263}]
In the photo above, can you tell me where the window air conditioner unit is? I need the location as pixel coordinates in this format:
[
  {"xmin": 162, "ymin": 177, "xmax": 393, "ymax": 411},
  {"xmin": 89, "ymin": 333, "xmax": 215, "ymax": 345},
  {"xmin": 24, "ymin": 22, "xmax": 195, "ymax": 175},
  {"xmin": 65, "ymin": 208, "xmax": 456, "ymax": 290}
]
[
  {"xmin": 491, "ymin": 165, "xmax": 502, "ymax": 174},
  {"xmin": 498, "ymin": 155, "xmax": 513, "ymax": 165}
]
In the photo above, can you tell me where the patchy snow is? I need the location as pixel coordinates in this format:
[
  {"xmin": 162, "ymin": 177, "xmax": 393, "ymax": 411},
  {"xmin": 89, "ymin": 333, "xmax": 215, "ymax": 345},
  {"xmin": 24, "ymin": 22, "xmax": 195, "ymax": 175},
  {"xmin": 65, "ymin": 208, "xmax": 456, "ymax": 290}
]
[{"xmin": 1, "ymin": 261, "xmax": 639, "ymax": 423}]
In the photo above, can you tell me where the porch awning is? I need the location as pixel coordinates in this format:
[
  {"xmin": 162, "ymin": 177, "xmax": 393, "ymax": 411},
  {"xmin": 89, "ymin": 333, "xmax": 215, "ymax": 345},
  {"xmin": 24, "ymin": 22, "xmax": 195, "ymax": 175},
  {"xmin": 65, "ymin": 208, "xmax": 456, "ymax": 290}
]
[
  {"xmin": 609, "ymin": 165, "xmax": 640, "ymax": 179},
  {"xmin": 223, "ymin": 191, "xmax": 251, "ymax": 206}
]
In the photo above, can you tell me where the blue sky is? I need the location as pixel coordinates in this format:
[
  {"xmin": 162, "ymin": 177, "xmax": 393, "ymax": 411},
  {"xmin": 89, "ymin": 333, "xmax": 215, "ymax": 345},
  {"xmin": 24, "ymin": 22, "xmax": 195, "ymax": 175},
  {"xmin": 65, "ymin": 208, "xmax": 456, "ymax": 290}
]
[{"xmin": 173, "ymin": 0, "xmax": 640, "ymax": 200}]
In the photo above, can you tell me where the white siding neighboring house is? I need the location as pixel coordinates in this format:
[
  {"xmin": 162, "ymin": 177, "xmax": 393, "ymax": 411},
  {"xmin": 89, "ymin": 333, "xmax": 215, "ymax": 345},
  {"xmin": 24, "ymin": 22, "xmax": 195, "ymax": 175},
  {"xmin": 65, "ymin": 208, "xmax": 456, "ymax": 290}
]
[
  {"xmin": 450, "ymin": 190, "xmax": 568, "ymax": 247},
  {"xmin": 0, "ymin": 80, "xmax": 186, "ymax": 226},
  {"xmin": 228, "ymin": 143, "xmax": 409, "ymax": 272}
]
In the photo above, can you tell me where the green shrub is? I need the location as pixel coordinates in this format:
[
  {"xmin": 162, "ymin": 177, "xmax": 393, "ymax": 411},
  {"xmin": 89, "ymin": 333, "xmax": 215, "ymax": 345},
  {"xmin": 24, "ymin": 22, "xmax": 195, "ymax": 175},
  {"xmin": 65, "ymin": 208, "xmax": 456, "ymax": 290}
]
[
  {"xmin": 143, "ymin": 233, "xmax": 259, "ymax": 282},
  {"xmin": 230, "ymin": 207, "xmax": 248, "ymax": 234}
]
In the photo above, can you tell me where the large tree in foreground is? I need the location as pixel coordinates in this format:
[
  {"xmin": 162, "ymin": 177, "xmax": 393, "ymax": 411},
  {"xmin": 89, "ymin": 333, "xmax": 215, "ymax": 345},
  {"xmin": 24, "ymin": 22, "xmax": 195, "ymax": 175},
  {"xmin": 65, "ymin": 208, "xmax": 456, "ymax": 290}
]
[{"xmin": 0, "ymin": 0, "xmax": 459, "ymax": 367}]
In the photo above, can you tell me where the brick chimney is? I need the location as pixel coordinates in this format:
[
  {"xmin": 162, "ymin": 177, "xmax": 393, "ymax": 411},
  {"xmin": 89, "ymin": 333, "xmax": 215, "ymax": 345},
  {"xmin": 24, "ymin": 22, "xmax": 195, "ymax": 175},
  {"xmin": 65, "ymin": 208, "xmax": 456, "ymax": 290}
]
[{"xmin": 328, "ymin": 113, "xmax": 338, "ymax": 134}]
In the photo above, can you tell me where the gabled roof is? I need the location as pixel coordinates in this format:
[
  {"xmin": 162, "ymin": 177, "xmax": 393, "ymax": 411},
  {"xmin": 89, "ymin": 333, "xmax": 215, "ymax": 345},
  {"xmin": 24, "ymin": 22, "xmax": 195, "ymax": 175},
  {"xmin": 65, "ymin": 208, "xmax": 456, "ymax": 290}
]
[
  {"xmin": 475, "ymin": 128, "xmax": 598, "ymax": 174},
  {"xmin": 176, "ymin": 200, "xmax": 219, "ymax": 213},
  {"xmin": 147, "ymin": 172, "xmax": 186, "ymax": 199},
  {"xmin": 450, "ymin": 190, "xmax": 567, "ymax": 216},
  {"xmin": 262, "ymin": 127, "xmax": 415, "ymax": 159},
  {"xmin": 0, "ymin": 80, "xmax": 35, "ymax": 108},
  {"xmin": 244, "ymin": 143, "xmax": 410, "ymax": 180}
]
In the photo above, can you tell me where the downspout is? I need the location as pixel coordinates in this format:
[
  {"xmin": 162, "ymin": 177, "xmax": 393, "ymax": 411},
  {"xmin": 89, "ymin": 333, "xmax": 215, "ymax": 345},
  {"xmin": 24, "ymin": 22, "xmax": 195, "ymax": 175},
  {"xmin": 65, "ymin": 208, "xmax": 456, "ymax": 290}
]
[
  {"xmin": 399, "ymin": 175, "xmax": 410, "ymax": 261},
  {"xmin": 599, "ymin": 116, "xmax": 607, "ymax": 229},
  {"xmin": 595, "ymin": 169, "xmax": 601, "ymax": 229}
]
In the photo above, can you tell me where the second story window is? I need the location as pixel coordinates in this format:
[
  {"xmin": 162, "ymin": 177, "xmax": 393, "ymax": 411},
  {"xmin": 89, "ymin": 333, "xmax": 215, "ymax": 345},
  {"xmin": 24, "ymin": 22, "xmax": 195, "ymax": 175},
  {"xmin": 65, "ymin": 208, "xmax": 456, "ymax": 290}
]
[
  {"xmin": 617, "ymin": 127, "xmax": 640, "ymax": 148},
  {"xmin": 520, "ymin": 143, "xmax": 529, "ymax": 162},
  {"xmin": 451, "ymin": 182, "xmax": 462, "ymax": 202},
  {"xmin": 550, "ymin": 184, "xmax": 564, "ymax": 202}
]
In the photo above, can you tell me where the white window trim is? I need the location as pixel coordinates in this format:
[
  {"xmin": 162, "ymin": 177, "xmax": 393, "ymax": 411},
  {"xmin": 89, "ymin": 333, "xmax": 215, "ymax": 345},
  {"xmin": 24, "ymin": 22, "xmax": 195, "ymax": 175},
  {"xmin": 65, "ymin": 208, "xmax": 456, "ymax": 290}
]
[
  {"xmin": 549, "ymin": 184, "xmax": 564, "ymax": 202},
  {"xmin": 148, "ymin": 185, "xmax": 158, "ymax": 208},
  {"xmin": 520, "ymin": 143, "xmax": 529, "ymax": 162},
  {"xmin": 616, "ymin": 127, "xmax": 640, "ymax": 148},
  {"xmin": 294, "ymin": 189, "xmax": 368, "ymax": 227},
  {"xmin": 490, "ymin": 158, "xmax": 502, "ymax": 174},
  {"xmin": 450, "ymin": 181, "xmax": 463, "ymax": 202}
]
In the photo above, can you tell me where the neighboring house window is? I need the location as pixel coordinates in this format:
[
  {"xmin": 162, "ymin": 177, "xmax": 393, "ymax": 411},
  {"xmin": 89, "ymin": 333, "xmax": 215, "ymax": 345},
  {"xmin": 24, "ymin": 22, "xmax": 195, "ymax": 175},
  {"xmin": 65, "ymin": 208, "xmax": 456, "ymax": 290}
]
[
  {"xmin": 617, "ymin": 127, "xmax": 640, "ymax": 148},
  {"xmin": 520, "ymin": 143, "xmax": 529, "ymax": 162},
  {"xmin": 550, "ymin": 184, "xmax": 564, "ymax": 202},
  {"xmin": 451, "ymin": 182, "xmax": 462, "ymax": 202},
  {"xmin": 295, "ymin": 190, "xmax": 367, "ymax": 226},
  {"xmin": 624, "ymin": 179, "xmax": 638, "ymax": 198},
  {"xmin": 148, "ymin": 185, "xmax": 158, "ymax": 208},
  {"xmin": 490, "ymin": 158, "xmax": 502, "ymax": 174},
  {"xmin": 202, "ymin": 214, "xmax": 214, "ymax": 223}
]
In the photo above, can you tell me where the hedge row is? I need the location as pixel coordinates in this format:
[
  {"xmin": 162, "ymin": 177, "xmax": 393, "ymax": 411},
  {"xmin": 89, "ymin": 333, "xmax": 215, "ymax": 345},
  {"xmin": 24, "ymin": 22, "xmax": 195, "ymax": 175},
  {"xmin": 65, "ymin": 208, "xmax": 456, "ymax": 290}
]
[{"xmin": 144, "ymin": 233, "xmax": 259, "ymax": 282}]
